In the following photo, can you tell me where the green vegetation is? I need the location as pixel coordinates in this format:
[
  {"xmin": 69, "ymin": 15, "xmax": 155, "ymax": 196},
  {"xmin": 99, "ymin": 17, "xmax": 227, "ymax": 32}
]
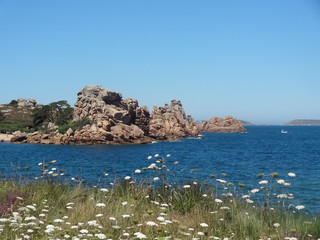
[
  {"xmin": 0, "ymin": 155, "xmax": 319, "ymax": 239},
  {"xmin": 0, "ymin": 111, "xmax": 4, "ymax": 121},
  {"xmin": 32, "ymin": 100, "xmax": 73, "ymax": 127},
  {"xmin": 9, "ymin": 99, "xmax": 18, "ymax": 107},
  {"xmin": 0, "ymin": 118, "xmax": 34, "ymax": 133},
  {"xmin": 58, "ymin": 117, "xmax": 91, "ymax": 134},
  {"xmin": 0, "ymin": 100, "xmax": 85, "ymax": 134},
  {"xmin": 0, "ymin": 104, "xmax": 34, "ymax": 133}
]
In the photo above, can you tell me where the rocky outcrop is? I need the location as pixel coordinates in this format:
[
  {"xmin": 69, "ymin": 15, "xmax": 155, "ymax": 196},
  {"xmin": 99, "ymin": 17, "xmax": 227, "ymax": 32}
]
[
  {"xmin": 71, "ymin": 85, "xmax": 151, "ymax": 144},
  {"xmin": 7, "ymin": 85, "xmax": 245, "ymax": 145},
  {"xmin": 199, "ymin": 116, "xmax": 246, "ymax": 133},
  {"xmin": 16, "ymin": 98, "xmax": 39, "ymax": 108},
  {"xmin": 149, "ymin": 100, "xmax": 199, "ymax": 140}
]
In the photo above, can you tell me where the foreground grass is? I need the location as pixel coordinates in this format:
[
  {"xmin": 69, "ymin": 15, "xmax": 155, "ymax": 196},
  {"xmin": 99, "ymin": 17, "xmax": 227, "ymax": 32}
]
[
  {"xmin": 0, "ymin": 178, "xmax": 319, "ymax": 240},
  {"xmin": 1, "ymin": 154, "xmax": 320, "ymax": 240}
]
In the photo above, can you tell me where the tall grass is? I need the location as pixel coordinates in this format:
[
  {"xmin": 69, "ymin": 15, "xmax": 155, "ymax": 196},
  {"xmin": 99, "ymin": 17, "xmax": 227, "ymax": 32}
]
[{"xmin": 0, "ymin": 155, "xmax": 319, "ymax": 240}]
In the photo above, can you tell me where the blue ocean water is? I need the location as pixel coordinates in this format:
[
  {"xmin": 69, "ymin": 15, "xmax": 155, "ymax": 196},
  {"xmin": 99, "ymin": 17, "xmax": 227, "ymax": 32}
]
[{"xmin": 1, "ymin": 126, "xmax": 320, "ymax": 214}]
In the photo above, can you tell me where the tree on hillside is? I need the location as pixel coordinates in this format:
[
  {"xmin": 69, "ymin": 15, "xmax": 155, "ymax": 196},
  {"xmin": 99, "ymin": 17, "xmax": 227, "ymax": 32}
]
[
  {"xmin": 32, "ymin": 100, "xmax": 73, "ymax": 127},
  {"xmin": 9, "ymin": 100, "xmax": 18, "ymax": 106}
]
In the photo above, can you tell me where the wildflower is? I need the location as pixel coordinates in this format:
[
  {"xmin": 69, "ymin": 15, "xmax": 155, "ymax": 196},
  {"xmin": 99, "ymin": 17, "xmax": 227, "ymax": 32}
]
[
  {"xmin": 277, "ymin": 194, "xmax": 288, "ymax": 198},
  {"xmin": 96, "ymin": 203, "xmax": 106, "ymax": 207},
  {"xmin": 157, "ymin": 216, "xmax": 165, "ymax": 222},
  {"xmin": 109, "ymin": 217, "xmax": 116, "ymax": 221},
  {"xmin": 284, "ymin": 182, "xmax": 291, "ymax": 186},
  {"xmin": 146, "ymin": 221, "xmax": 158, "ymax": 227},
  {"xmin": 100, "ymin": 188, "xmax": 109, "ymax": 192},
  {"xmin": 288, "ymin": 172, "xmax": 296, "ymax": 177},
  {"xmin": 154, "ymin": 154, "xmax": 160, "ymax": 157},
  {"xmin": 166, "ymin": 154, "xmax": 171, "ymax": 157},
  {"xmin": 88, "ymin": 220, "xmax": 98, "ymax": 226},
  {"xmin": 135, "ymin": 169, "xmax": 141, "ymax": 174},
  {"xmin": 200, "ymin": 223, "xmax": 209, "ymax": 227},
  {"xmin": 220, "ymin": 206, "xmax": 230, "ymax": 210},
  {"xmin": 80, "ymin": 229, "xmax": 89, "ymax": 234},
  {"xmin": 273, "ymin": 223, "xmax": 280, "ymax": 228},
  {"xmin": 153, "ymin": 177, "xmax": 160, "ymax": 181},
  {"xmin": 147, "ymin": 156, "xmax": 152, "ymax": 159},
  {"xmin": 183, "ymin": 185, "xmax": 191, "ymax": 189},
  {"xmin": 242, "ymin": 195, "xmax": 250, "ymax": 199},
  {"xmin": 198, "ymin": 232, "xmax": 205, "ymax": 236},
  {"xmin": 202, "ymin": 194, "xmax": 208, "ymax": 197},
  {"xmin": 125, "ymin": 176, "xmax": 131, "ymax": 180},
  {"xmin": 122, "ymin": 214, "xmax": 131, "ymax": 218},
  {"xmin": 45, "ymin": 225, "xmax": 55, "ymax": 233},
  {"xmin": 122, "ymin": 201, "xmax": 128, "ymax": 206},
  {"xmin": 26, "ymin": 205, "xmax": 36, "ymax": 211},
  {"xmin": 53, "ymin": 219, "xmax": 64, "ymax": 223},
  {"xmin": 250, "ymin": 188, "xmax": 259, "ymax": 193},
  {"xmin": 246, "ymin": 199, "xmax": 254, "ymax": 204},
  {"xmin": 276, "ymin": 179, "xmax": 285, "ymax": 185},
  {"xmin": 296, "ymin": 205, "xmax": 305, "ymax": 210},
  {"xmin": 134, "ymin": 232, "xmax": 147, "ymax": 239},
  {"xmin": 215, "ymin": 199, "xmax": 223, "ymax": 203},
  {"xmin": 259, "ymin": 180, "xmax": 268, "ymax": 185},
  {"xmin": 38, "ymin": 162, "xmax": 43, "ymax": 166},
  {"xmin": 94, "ymin": 233, "xmax": 107, "ymax": 239},
  {"xmin": 25, "ymin": 216, "xmax": 37, "ymax": 221},
  {"xmin": 216, "ymin": 179, "xmax": 227, "ymax": 183},
  {"xmin": 148, "ymin": 163, "xmax": 157, "ymax": 169}
]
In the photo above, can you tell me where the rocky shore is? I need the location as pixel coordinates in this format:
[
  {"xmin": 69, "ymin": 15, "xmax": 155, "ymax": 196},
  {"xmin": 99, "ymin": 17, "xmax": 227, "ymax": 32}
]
[
  {"xmin": 199, "ymin": 116, "xmax": 247, "ymax": 133},
  {"xmin": 1, "ymin": 85, "xmax": 246, "ymax": 145}
]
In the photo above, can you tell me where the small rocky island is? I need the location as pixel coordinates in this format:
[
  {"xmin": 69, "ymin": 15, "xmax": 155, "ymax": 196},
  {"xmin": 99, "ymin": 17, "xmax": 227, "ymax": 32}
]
[{"xmin": 0, "ymin": 85, "xmax": 246, "ymax": 145}]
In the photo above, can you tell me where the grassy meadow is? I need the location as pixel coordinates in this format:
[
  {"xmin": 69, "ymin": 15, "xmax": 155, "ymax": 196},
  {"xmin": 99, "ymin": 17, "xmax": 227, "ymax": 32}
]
[{"xmin": 0, "ymin": 154, "xmax": 319, "ymax": 240}]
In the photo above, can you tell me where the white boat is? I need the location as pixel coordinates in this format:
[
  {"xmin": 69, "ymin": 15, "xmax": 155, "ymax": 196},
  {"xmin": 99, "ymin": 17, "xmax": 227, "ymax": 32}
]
[{"xmin": 281, "ymin": 129, "xmax": 288, "ymax": 134}]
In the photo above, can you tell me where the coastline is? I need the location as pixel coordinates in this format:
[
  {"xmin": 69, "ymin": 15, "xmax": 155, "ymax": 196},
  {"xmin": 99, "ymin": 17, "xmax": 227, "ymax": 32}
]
[{"xmin": 0, "ymin": 133, "xmax": 14, "ymax": 142}]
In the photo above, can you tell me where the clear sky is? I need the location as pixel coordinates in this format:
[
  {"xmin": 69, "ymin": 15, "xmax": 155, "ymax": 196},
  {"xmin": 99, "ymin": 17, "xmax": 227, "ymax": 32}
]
[{"xmin": 1, "ymin": 0, "xmax": 319, "ymax": 124}]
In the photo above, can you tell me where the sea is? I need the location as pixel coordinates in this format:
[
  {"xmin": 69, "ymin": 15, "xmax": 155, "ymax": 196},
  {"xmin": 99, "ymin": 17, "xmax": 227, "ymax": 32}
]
[{"xmin": 1, "ymin": 126, "xmax": 320, "ymax": 215}]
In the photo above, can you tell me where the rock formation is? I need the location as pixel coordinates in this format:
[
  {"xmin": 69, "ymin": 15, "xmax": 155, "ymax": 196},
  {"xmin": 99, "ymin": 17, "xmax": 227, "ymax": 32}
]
[
  {"xmin": 149, "ymin": 100, "xmax": 199, "ymax": 140},
  {"xmin": 71, "ymin": 85, "xmax": 150, "ymax": 144},
  {"xmin": 199, "ymin": 116, "xmax": 246, "ymax": 133},
  {"xmin": 7, "ymin": 85, "xmax": 245, "ymax": 145},
  {"xmin": 16, "ymin": 98, "xmax": 39, "ymax": 108}
]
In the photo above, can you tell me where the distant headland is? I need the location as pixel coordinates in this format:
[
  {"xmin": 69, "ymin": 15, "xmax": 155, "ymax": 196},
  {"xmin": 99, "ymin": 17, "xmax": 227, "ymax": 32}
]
[
  {"xmin": 0, "ymin": 85, "xmax": 246, "ymax": 145},
  {"xmin": 285, "ymin": 119, "xmax": 320, "ymax": 126}
]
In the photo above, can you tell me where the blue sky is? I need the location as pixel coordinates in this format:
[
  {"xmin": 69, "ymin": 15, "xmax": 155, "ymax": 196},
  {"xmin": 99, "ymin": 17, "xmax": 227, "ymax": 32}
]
[{"xmin": 0, "ymin": 0, "xmax": 319, "ymax": 124}]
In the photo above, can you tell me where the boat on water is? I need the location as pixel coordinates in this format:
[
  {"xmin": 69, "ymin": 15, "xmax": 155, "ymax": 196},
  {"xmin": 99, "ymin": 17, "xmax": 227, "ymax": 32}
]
[
  {"xmin": 196, "ymin": 134, "xmax": 204, "ymax": 139},
  {"xmin": 281, "ymin": 129, "xmax": 288, "ymax": 134}
]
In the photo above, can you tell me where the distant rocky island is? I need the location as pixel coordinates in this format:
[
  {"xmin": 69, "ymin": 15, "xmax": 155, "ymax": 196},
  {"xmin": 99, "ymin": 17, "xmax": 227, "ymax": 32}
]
[
  {"xmin": 0, "ymin": 85, "xmax": 246, "ymax": 145},
  {"xmin": 285, "ymin": 119, "xmax": 320, "ymax": 126}
]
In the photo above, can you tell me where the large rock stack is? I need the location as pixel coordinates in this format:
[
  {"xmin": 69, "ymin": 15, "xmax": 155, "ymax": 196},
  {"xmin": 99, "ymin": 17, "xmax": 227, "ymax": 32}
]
[
  {"xmin": 199, "ymin": 116, "xmax": 246, "ymax": 133},
  {"xmin": 72, "ymin": 85, "xmax": 150, "ymax": 144},
  {"xmin": 149, "ymin": 100, "xmax": 199, "ymax": 140}
]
